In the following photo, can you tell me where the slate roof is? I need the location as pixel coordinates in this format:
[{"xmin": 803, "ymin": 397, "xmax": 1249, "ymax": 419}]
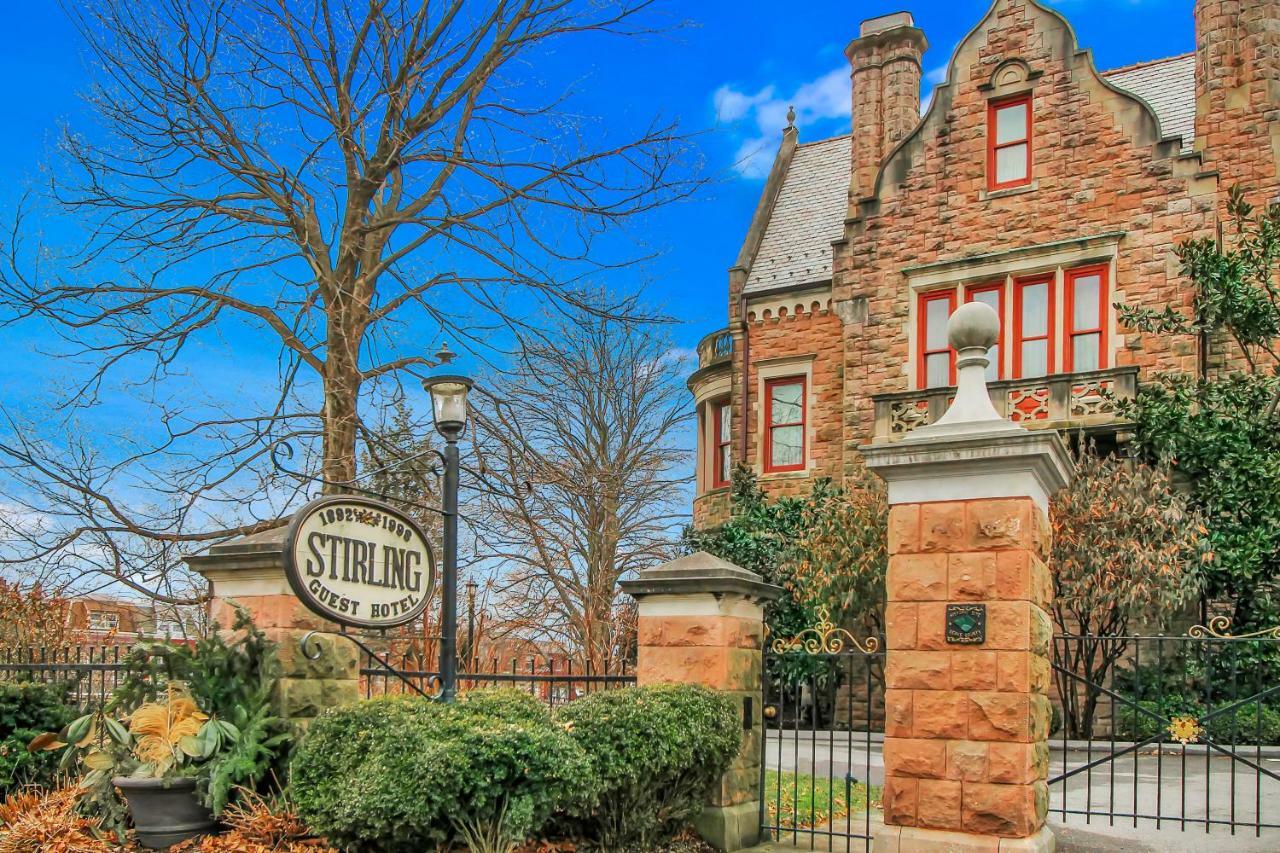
[
  {"xmin": 740, "ymin": 54, "xmax": 1197, "ymax": 297},
  {"xmin": 1102, "ymin": 53, "xmax": 1197, "ymax": 155},
  {"xmin": 742, "ymin": 135, "xmax": 851, "ymax": 294}
]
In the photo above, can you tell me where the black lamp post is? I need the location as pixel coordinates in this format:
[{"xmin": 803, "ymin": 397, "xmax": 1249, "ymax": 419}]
[
  {"xmin": 465, "ymin": 579, "xmax": 478, "ymax": 671},
  {"xmin": 423, "ymin": 353, "xmax": 474, "ymax": 702}
]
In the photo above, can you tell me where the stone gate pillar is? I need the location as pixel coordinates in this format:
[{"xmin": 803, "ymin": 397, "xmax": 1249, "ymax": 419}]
[
  {"xmin": 186, "ymin": 526, "xmax": 360, "ymax": 728},
  {"xmin": 863, "ymin": 303, "xmax": 1072, "ymax": 853},
  {"xmin": 621, "ymin": 552, "xmax": 781, "ymax": 852}
]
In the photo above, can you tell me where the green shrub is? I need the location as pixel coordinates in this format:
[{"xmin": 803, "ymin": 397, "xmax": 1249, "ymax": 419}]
[
  {"xmin": 291, "ymin": 693, "xmax": 589, "ymax": 852},
  {"xmin": 554, "ymin": 684, "xmax": 740, "ymax": 850},
  {"xmin": 1205, "ymin": 705, "xmax": 1280, "ymax": 745},
  {"xmin": 457, "ymin": 687, "xmax": 552, "ymax": 724},
  {"xmin": 0, "ymin": 680, "xmax": 77, "ymax": 795}
]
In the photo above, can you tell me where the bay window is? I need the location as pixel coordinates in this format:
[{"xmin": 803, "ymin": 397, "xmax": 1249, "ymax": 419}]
[
  {"xmin": 1065, "ymin": 266, "xmax": 1108, "ymax": 372},
  {"xmin": 964, "ymin": 282, "xmax": 1004, "ymax": 381},
  {"xmin": 988, "ymin": 94, "xmax": 1032, "ymax": 190},
  {"xmin": 764, "ymin": 377, "xmax": 806, "ymax": 473},
  {"xmin": 914, "ymin": 262, "xmax": 1111, "ymax": 388},
  {"xmin": 711, "ymin": 400, "xmax": 731, "ymax": 488},
  {"xmin": 1014, "ymin": 275, "xmax": 1054, "ymax": 378},
  {"xmin": 918, "ymin": 290, "xmax": 956, "ymax": 389}
]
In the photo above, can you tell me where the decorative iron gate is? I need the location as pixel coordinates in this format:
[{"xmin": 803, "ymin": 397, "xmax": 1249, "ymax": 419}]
[
  {"xmin": 759, "ymin": 609, "xmax": 884, "ymax": 851},
  {"xmin": 1048, "ymin": 622, "xmax": 1280, "ymax": 836}
]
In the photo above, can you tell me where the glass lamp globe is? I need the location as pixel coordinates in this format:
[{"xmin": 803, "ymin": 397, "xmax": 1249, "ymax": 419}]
[{"xmin": 424, "ymin": 376, "xmax": 473, "ymax": 440}]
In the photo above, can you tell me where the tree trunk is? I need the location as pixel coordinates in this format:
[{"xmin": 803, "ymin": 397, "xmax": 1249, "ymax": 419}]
[{"xmin": 322, "ymin": 303, "xmax": 366, "ymax": 490}]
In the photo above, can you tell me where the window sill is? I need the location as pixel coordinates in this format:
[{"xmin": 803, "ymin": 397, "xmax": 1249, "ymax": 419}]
[
  {"xmin": 982, "ymin": 180, "xmax": 1038, "ymax": 201},
  {"xmin": 698, "ymin": 485, "xmax": 731, "ymax": 499},
  {"xmin": 759, "ymin": 468, "xmax": 813, "ymax": 481}
]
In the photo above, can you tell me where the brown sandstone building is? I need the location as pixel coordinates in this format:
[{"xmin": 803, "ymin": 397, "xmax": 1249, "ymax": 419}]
[{"xmin": 688, "ymin": 0, "xmax": 1280, "ymax": 528}]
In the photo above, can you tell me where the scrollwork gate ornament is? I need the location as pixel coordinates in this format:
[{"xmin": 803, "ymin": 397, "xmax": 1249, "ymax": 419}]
[
  {"xmin": 767, "ymin": 606, "xmax": 880, "ymax": 655},
  {"xmin": 1188, "ymin": 615, "xmax": 1280, "ymax": 640}
]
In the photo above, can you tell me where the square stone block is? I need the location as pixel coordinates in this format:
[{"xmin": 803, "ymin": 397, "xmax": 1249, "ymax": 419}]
[
  {"xmin": 946, "ymin": 740, "xmax": 989, "ymax": 781},
  {"xmin": 887, "ymin": 651, "xmax": 951, "ymax": 690},
  {"xmin": 912, "ymin": 691, "xmax": 969, "ymax": 739},
  {"xmin": 949, "ymin": 552, "xmax": 998, "ymax": 601},
  {"xmin": 921, "ymin": 502, "xmax": 966, "ymax": 553},
  {"xmin": 966, "ymin": 499, "xmax": 1034, "ymax": 551},
  {"xmin": 963, "ymin": 782, "xmax": 1038, "ymax": 837},
  {"xmin": 969, "ymin": 692, "xmax": 1032, "ymax": 742},
  {"xmin": 884, "ymin": 737, "xmax": 946, "ymax": 779},
  {"xmin": 886, "ymin": 689, "xmax": 913, "ymax": 737},
  {"xmin": 952, "ymin": 650, "xmax": 999, "ymax": 690},
  {"xmin": 883, "ymin": 775, "xmax": 919, "ymax": 826},
  {"xmin": 985, "ymin": 602, "xmax": 1031, "ymax": 651},
  {"xmin": 889, "ymin": 504, "xmax": 921, "ymax": 555},
  {"xmin": 886, "ymin": 602, "xmax": 919, "ymax": 650},
  {"xmin": 889, "ymin": 554, "xmax": 948, "ymax": 601},
  {"xmin": 916, "ymin": 779, "xmax": 962, "ymax": 830}
]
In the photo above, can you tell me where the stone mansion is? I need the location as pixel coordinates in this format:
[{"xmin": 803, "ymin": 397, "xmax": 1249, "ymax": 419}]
[{"xmin": 688, "ymin": 0, "xmax": 1280, "ymax": 528}]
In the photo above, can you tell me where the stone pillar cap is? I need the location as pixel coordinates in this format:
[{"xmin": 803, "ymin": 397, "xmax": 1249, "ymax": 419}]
[
  {"xmin": 863, "ymin": 302, "xmax": 1073, "ymax": 509},
  {"xmin": 185, "ymin": 524, "xmax": 287, "ymax": 577},
  {"xmin": 620, "ymin": 552, "xmax": 781, "ymax": 603}
]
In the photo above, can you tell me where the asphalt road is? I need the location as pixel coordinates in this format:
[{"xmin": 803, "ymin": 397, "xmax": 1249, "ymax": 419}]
[{"xmin": 763, "ymin": 731, "xmax": 1280, "ymax": 850}]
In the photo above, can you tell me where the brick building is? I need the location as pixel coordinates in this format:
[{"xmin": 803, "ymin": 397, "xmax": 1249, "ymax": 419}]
[{"xmin": 688, "ymin": 0, "xmax": 1280, "ymax": 528}]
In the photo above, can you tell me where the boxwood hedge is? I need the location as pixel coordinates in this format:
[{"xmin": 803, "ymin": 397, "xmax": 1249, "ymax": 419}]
[
  {"xmin": 554, "ymin": 684, "xmax": 740, "ymax": 850},
  {"xmin": 290, "ymin": 690, "xmax": 590, "ymax": 852}
]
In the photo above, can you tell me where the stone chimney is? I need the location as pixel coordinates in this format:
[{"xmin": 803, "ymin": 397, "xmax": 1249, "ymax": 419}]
[
  {"xmin": 1193, "ymin": 0, "xmax": 1280, "ymax": 192},
  {"xmin": 846, "ymin": 12, "xmax": 928, "ymax": 201}
]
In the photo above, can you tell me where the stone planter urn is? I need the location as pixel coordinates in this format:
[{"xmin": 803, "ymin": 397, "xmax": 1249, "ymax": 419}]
[{"xmin": 113, "ymin": 776, "xmax": 217, "ymax": 849}]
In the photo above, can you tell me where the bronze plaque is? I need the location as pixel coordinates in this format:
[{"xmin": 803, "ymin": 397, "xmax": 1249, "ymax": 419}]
[{"xmin": 946, "ymin": 604, "xmax": 986, "ymax": 645}]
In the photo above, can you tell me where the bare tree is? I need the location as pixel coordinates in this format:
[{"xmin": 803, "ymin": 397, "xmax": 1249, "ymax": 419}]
[
  {"xmin": 472, "ymin": 308, "xmax": 690, "ymax": 671},
  {"xmin": 0, "ymin": 0, "xmax": 697, "ymax": 600}
]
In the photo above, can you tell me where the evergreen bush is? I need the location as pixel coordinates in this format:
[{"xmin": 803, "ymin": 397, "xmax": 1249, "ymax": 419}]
[
  {"xmin": 0, "ymin": 680, "xmax": 77, "ymax": 795},
  {"xmin": 554, "ymin": 684, "xmax": 740, "ymax": 850},
  {"xmin": 290, "ymin": 691, "xmax": 589, "ymax": 853}
]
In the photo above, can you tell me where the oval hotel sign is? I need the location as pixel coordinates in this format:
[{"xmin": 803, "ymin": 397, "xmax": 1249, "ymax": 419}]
[{"xmin": 283, "ymin": 495, "xmax": 436, "ymax": 630}]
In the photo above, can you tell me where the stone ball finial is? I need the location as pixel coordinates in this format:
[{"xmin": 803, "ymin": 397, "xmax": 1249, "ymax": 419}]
[{"xmin": 948, "ymin": 301, "xmax": 1000, "ymax": 352}]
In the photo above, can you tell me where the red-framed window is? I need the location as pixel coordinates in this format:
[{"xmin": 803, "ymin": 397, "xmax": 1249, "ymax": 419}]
[
  {"xmin": 763, "ymin": 377, "xmax": 806, "ymax": 473},
  {"xmin": 964, "ymin": 281, "xmax": 1005, "ymax": 381},
  {"xmin": 711, "ymin": 400, "xmax": 731, "ymax": 489},
  {"xmin": 1013, "ymin": 275, "xmax": 1054, "ymax": 378},
  {"xmin": 988, "ymin": 95, "xmax": 1032, "ymax": 190},
  {"xmin": 917, "ymin": 289, "xmax": 957, "ymax": 389},
  {"xmin": 1065, "ymin": 265, "xmax": 1108, "ymax": 372}
]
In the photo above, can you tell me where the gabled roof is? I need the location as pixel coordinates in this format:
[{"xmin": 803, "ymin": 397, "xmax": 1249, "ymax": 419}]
[
  {"xmin": 1102, "ymin": 53, "xmax": 1196, "ymax": 154},
  {"xmin": 742, "ymin": 135, "xmax": 851, "ymax": 295},
  {"xmin": 737, "ymin": 54, "xmax": 1196, "ymax": 297}
]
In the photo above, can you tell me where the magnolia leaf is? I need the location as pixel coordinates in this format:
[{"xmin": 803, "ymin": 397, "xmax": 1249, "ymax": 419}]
[
  {"xmin": 27, "ymin": 732, "xmax": 64, "ymax": 753},
  {"xmin": 178, "ymin": 735, "xmax": 205, "ymax": 759},
  {"xmin": 80, "ymin": 769, "xmax": 108, "ymax": 789},
  {"xmin": 103, "ymin": 717, "xmax": 131, "ymax": 746},
  {"xmin": 83, "ymin": 750, "xmax": 115, "ymax": 771},
  {"xmin": 65, "ymin": 714, "xmax": 94, "ymax": 746}
]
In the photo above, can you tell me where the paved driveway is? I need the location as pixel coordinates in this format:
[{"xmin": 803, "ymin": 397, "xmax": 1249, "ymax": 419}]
[{"xmin": 764, "ymin": 731, "xmax": 1280, "ymax": 849}]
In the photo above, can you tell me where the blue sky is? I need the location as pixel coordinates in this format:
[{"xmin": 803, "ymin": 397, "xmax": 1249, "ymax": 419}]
[{"xmin": 0, "ymin": 0, "xmax": 1195, "ymax": 442}]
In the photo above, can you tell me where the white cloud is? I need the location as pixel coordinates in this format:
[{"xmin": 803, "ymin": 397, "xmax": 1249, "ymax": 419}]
[
  {"xmin": 713, "ymin": 84, "xmax": 775, "ymax": 123},
  {"xmin": 712, "ymin": 66, "xmax": 852, "ymax": 179},
  {"xmin": 730, "ymin": 136, "xmax": 776, "ymax": 180},
  {"xmin": 926, "ymin": 65, "xmax": 949, "ymax": 86}
]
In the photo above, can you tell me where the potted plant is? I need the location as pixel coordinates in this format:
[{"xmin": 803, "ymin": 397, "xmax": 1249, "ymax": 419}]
[{"xmin": 30, "ymin": 685, "xmax": 243, "ymax": 848}]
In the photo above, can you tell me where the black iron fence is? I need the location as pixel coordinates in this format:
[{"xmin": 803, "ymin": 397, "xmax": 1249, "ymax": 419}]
[
  {"xmin": 1049, "ymin": 631, "xmax": 1280, "ymax": 835},
  {"xmin": 360, "ymin": 650, "xmax": 635, "ymax": 708},
  {"xmin": 759, "ymin": 609, "xmax": 885, "ymax": 853},
  {"xmin": 0, "ymin": 646, "xmax": 134, "ymax": 710}
]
